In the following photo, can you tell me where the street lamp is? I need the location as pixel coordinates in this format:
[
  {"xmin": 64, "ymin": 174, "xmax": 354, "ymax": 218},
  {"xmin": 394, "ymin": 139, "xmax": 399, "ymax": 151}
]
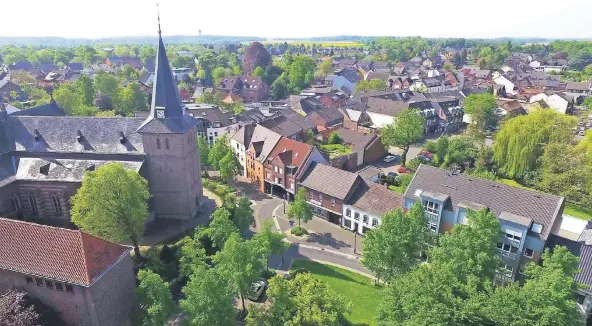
[
  {"xmin": 283, "ymin": 193, "xmax": 287, "ymax": 214},
  {"xmin": 353, "ymin": 228, "xmax": 358, "ymax": 254}
]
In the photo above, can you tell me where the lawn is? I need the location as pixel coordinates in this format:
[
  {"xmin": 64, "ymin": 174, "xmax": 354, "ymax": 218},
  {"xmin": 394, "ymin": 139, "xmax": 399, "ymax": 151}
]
[
  {"xmin": 319, "ymin": 143, "xmax": 352, "ymax": 159},
  {"xmin": 290, "ymin": 259, "xmax": 382, "ymax": 326},
  {"xmin": 499, "ymin": 179, "xmax": 592, "ymax": 220}
]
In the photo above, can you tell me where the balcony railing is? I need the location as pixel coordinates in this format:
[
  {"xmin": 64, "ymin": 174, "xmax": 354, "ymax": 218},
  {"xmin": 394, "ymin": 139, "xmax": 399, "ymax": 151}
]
[{"xmin": 309, "ymin": 199, "xmax": 322, "ymax": 206}]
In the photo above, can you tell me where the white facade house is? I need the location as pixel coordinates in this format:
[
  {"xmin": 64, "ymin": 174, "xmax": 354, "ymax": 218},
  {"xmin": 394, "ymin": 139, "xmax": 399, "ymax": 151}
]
[
  {"xmin": 529, "ymin": 93, "xmax": 571, "ymax": 114},
  {"xmin": 365, "ymin": 111, "xmax": 394, "ymax": 129},
  {"xmin": 493, "ymin": 75, "xmax": 517, "ymax": 95},
  {"xmin": 342, "ymin": 204, "xmax": 381, "ymax": 235},
  {"xmin": 186, "ymin": 104, "xmax": 240, "ymax": 145}
]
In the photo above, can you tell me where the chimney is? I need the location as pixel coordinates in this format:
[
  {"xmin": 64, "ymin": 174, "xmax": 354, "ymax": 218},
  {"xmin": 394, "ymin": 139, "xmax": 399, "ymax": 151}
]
[
  {"xmin": 119, "ymin": 131, "xmax": 126, "ymax": 144},
  {"xmin": 76, "ymin": 130, "xmax": 84, "ymax": 142}
]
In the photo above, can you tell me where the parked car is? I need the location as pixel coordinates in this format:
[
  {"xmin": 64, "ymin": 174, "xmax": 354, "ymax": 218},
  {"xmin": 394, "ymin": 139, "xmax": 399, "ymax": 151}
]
[
  {"xmin": 579, "ymin": 130, "xmax": 586, "ymax": 136},
  {"xmin": 248, "ymin": 279, "xmax": 268, "ymax": 302},
  {"xmin": 387, "ymin": 172, "xmax": 397, "ymax": 177},
  {"xmin": 383, "ymin": 155, "xmax": 397, "ymax": 163},
  {"xmin": 578, "ymin": 121, "xmax": 584, "ymax": 126},
  {"xmin": 397, "ymin": 166, "xmax": 412, "ymax": 174},
  {"xmin": 419, "ymin": 150, "xmax": 433, "ymax": 158}
]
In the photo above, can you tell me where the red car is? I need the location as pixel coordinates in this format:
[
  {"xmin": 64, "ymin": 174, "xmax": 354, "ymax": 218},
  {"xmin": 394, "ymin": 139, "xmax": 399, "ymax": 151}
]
[
  {"xmin": 398, "ymin": 166, "xmax": 412, "ymax": 174},
  {"xmin": 420, "ymin": 150, "xmax": 433, "ymax": 157}
]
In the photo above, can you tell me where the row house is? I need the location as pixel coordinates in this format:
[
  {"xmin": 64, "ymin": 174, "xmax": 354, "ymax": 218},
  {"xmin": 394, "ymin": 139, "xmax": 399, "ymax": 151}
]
[
  {"xmin": 216, "ymin": 76, "xmax": 269, "ymax": 103},
  {"xmin": 0, "ymin": 218, "xmax": 136, "ymax": 326},
  {"xmin": 245, "ymin": 125, "xmax": 283, "ymax": 191},
  {"xmin": 262, "ymin": 137, "xmax": 327, "ymax": 200},
  {"xmin": 404, "ymin": 164, "xmax": 564, "ymax": 284},
  {"xmin": 299, "ymin": 162, "xmax": 403, "ymax": 233},
  {"xmin": 185, "ymin": 103, "xmax": 239, "ymax": 145}
]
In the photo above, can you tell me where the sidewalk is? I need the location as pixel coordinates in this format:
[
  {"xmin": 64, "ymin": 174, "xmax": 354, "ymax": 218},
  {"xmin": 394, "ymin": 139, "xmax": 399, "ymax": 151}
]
[{"xmin": 273, "ymin": 205, "xmax": 364, "ymax": 257}]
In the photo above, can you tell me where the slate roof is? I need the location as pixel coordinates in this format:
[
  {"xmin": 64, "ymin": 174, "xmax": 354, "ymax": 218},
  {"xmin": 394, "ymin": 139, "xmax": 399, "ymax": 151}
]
[
  {"xmin": 576, "ymin": 244, "xmax": 592, "ymax": 293},
  {"xmin": 366, "ymin": 97, "xmax": 409, "ymax": 116},
  {"xmin": 249, "ymin": 125, "xmax": 282, "ymax": 162},
  {"xmin": 186, "ymin": 105, "xmax": 235, "ymax": 127},
  {"xmin": 230, "ymin": 124, "xmax": 256, "ymax": 146},
  {"xmin": 404, "ymin": 165, "xmax": 564, "ymax": 240},
  {"xmin": 0, "ymin": 218, "xmax": 131, "ymax": 287},
  {"xmin": 136, "ymin": 115, "xmax": 199, "ymax": 134},
  {"xmin": 259, "ymin": 115, "xmax": 303, "ymax": 138},
  {"xmin": 335, "ymin": 128, "xmax": 376, "ymax": 152},
  {"xmin": 299, "ymin": 162, "xmax": 360, "ymax": 200},
  {"xmin": 313, "ymin": 107, "xmax": 344, "ymax": 125},
  {"xmin": 5, "ymin": 116, "xmax": 146, "ymax": 154},
  {"xmin": 67, "ymin": 62, "xmax": 84, "ymax": 71},
  {"xmin": 9, "ymin": 100, "xmax": 65, "ymax": 117},
  {"xmin": 348, "ymin": 180, "xmax": 404, "ymax": 216},
  {"xmin": 566, "ymin": 82, "xmax": 590, "ymax": 91}
]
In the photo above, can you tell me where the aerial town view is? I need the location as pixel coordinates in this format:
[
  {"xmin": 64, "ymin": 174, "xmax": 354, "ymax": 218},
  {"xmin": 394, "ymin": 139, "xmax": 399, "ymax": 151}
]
[{"xmin": 2, "ymin": 0, "xmax": 592, "ymax": 325}]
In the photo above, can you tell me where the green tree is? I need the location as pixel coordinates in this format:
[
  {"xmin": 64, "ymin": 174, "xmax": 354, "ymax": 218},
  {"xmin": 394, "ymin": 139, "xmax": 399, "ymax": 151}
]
[
  {"xmin": 362, "ymin": 202, "xmax": 431, "ymax": 283},
  {"xmin": 328, "ymin": 131, "xmax": 340, "ymax": 144},
  {"xmin": 53, "ymin": 83, "xmax": 80, "ymax": 115},
  {"xmin": 136, "ymin": 269, "xmax": 175, "ymax": 326},
  {"xmin": 212, "ymin": 66, "xmax": 232, "ymax": 84},
  {"xmin": 493, "ymin": 109, "xmax": 576, "ymax": 179},
  {"xmin": 271, "ymin": 73, "xmax": 289, "ymax": 100},
  {"xmin": 74, "ymin": 45, "xmax": 97, "ymax": 65},
  {"xmin": 355, "ymin": 79, "xmax": 387, "ymax": 93},
  {"xmin": 213, "ymin": 233, "xmax": 262, "ymax": 313},
  {"xmin": 119, "ymin": 64, "xmax": 139, "ymax": 81},
  {"xmin": 219, "ymin": 151, "xmax": 239, "ymax": 184},
  {"xmin": 180, "ymin": 266, "xmax": 236, "ymax": 326},
  {"xmin": 197, "ymin": 136, "xmax": 210, "ymax": 168},
  {"xmin": 205, "ymin": 208, "xmax": 239, "ymax": 249},
  {"xmin": 208, "ymin": 137, "xmax": 230, "ymax": 169},
  {"xmin": 178, "ymin": 235, "xmax": 207, "ymax": 278},
  {"xmin": 246, "ymin": 273, "xmax": 352, "ymax": 326},
  {"xmin": 380, "ymin": 109, "xmax": 425, "ymax": 166},
  {"xmin": 94, "ymin": 72, "xmax": 121, "ymax": 102},
  {"xmin": 74, "ymin": 74, "xmax": 95, "ymax": 106},
  {"xmin": 463, "ymin": 93, "xmax": 497, "ymax": 139},
  {"xmin": 287, "ymin": 56, "xmax": 316, "ymax": 92},
  {"xmin": 117, "ymin": 82, "xmax": 147, "ymax": 115},
  {"xmin": 70, "ymin": 162, "xmax": 149, "ymax": 257},
  {"xmin": 252, "ymin": 66, "xmax": 265, "ymax": 77},
  {"xmin": 71, "ymin": 105, "xmax": 100, "ymax": 116},
  {"xmin": 139, "ymin": 46, "xmax": 156, "ymax": 66},
  {"xmin": 287, "ymin": 188, "xmax": 313, "ymax": 227},
  {"xmin": 483, "ymin": 246, "xmax": 582, "ymax": 326},
  {"xmin": 318, "ymin": 59, "xmax": 334, "ymax": 78},
  {"xmin": 250, "ymin": 221, "xmax": 289, "ymax": 271},
  {"xmin": 234, "ymin": 196, "xmax": 255, "ymax": 236}
]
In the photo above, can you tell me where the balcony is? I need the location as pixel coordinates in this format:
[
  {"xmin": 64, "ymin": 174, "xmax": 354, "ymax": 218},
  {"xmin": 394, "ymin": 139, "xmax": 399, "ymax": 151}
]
[
  {"xmin": 498, "ymin": 249, "xmax": 517, "ymax": 260},
  {"xmin": 309, "ymin": 199, "xmax": 322, "ymax": 206}
]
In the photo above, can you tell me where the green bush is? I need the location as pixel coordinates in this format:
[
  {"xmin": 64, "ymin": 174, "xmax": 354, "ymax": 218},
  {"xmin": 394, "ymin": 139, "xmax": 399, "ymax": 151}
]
[
  {"xmin": 203, "ymin": 178, "xmax": 236, "ymax": 198},
  {"xmin": 285, "ymin": 268, "xmax": 309, "ymax": 280},
  {"xmin": 291, "ymin": 225, "xmax": 308, "ymax": 236},
  {"xmin": 407, "ymin": 158, "xmax": 421, "ymax": 171},
  {"xmin": 261, "ymin": 269, "xmax": 277, "ymax": 279}
]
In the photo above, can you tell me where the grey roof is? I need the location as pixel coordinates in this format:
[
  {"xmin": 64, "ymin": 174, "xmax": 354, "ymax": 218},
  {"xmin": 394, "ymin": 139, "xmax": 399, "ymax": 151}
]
[
  {"xmin": 4, "ymin": 116, "xmax": 146, "ymax": 154},
  {"xmin": 9, "ymin": 100, "xmax": 65, "ymax": 117},
  {"xmin": 566, "ymin": 82, "xmax": 590, "ymax": 91},
  {"xmin": 14, "ymin": 157, "xmax": 144, "ymax": 183},
  {"xmin": 250, "ymin": 125, "xmax": 282, "ymax": 162},
  {"xmin": 576, "ymin": 245, "xmax": 592, "ymax": 292},
  {"xmin": 355, "ymin": 165, "xmax": 381, "ymax": 181},
  {"xmin": 335, "ymin": 128, "xmax": 376, "ymax": 152},
  {"xmin": 347, "ymin": 180, "xmax": 404, "ymax": 216},
  {"xmin": 139, "ymin": 33, "xmax": 188, "ymax": 133},
  {"xmin": 498, "ymin": 211, "xmax": 532, "ymax": 227},
  {"xmin": 259, "ymin": 115, "xmax": 302, "ymax": 138},
  {"xmin": 314, "ymin": 107, "xmax": 344, "ymax": 125},
  {"xmin": 299, "ymin": 162, "xmax": 360, "ymax": 200},
  {"xmin": 230, "ymin": 124, "xmax": 255, "ymax": 147},
  {"xmin": 579, "ymin": 229, "xmax": 592, "ymax": 246},
  {"xmin": 186, "ymin": 106, "xmax": 235, "ymax": 127},
  {"xmin": 366, "ymin": 97, "xmax": 409, "ymax": 116},
  {"xmin": 404, "ymin": 165, "xmax": 564, "ymax": 240}
]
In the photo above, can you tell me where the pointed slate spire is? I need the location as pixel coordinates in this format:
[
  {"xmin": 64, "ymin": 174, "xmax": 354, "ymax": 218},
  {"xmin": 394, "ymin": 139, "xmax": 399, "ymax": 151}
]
[{"xmin": 149, "ymin": 8, "xmax": 183, "ymax": 119}]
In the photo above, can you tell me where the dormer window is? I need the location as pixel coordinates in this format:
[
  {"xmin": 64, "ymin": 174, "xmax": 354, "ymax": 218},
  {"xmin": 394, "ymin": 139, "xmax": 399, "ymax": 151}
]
[
  {"xmin": 119, "ymin": 131, "xmax": 126, "ymax": 144},
  {"xmin": 156, "ymin": 108, "xmax": 165, "ymax": 118},
  {"xmin": 33, "ymin": 129, "xmax": 41, "ymax": 141},
  {"xmin": 76, "ymin": 130, "xmax": 83, "ymax": 142},
  {"xmin": 39, "ymin": 163, "xmax": 50, "ymax": 175}
]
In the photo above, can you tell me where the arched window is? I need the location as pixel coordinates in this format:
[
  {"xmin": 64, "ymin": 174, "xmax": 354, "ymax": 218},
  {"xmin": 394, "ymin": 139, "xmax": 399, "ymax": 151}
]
[
  {"xmin": 363, "ymin": 215, "xmax": 369, "ymax": 223},
  {"xmin": 345, "ymin": 208, "xmax": 351, "ymax": 217},
  {"xmin": 11, "ymin": 194, "xmax": 21, "ymax": 211},
  {"xmin": 28, "ymin": 193, "xmax": 38, "ymax": 213},
  {"xmin": 51, "ymin": 193, "xmax": 62, "ymax": 213},
  {"xmin": 372, "ymin": 218, "xmax": 379, "ymax": 227},
  {"xmin": 165, "ymin": 138, "xmax": 170, "ymax": 150},
  {"xmin": 156, "ymin": 138, "xmax": 161, "ymax": 149}
]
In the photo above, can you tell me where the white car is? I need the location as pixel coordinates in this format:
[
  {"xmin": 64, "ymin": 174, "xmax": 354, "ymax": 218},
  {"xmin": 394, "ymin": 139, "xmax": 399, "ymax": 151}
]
[{"xmin": 383, "ymin": 155, "xmax": 397, "ymax": 163}]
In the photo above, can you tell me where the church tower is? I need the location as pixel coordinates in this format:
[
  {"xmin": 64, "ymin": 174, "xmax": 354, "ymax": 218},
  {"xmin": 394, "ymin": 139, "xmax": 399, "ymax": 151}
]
[{"xmin": 137, "ymin": 20, "xmax": 203, "ymax": 220}]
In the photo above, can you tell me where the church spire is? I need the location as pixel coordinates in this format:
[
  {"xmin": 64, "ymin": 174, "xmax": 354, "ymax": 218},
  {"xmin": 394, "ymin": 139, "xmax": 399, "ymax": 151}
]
[{"xmin": 149, "ymin": 3, "xmax": 183, "ymax": 119}]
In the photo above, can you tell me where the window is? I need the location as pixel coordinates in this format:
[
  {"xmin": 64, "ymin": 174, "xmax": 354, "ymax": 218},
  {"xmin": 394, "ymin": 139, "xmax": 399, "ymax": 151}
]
[
  {"xmin": 497, "ymin": 242, "xmax": 518, "ymax": 255},
  {"xmin": 25, "ymin": 276, "xmax": 34, "ymax": 284},
  {"xmin": 35, "ymin": 278, "xmax": 44, "ymax": 286},
  {"xmin": 274, "ymin": 166, "xmax": 278, "ymax": 173},
  {"xmin": 354, "ymin": 212, "xmax": 360, "ymax": 220},
  {"xmin": 363, "ymin": 215, "xmax": 369, "ymax": 223},
  {"xmin": 505, "ymin": 229, "xmax": 522, "ymax": 242},
  {"xmin": 156, "ymin": 138, "xmax": 161, "ymax": 149},
  {"xmin": 45, "ymin": 280, "xmax": 53, "ymax": 289},
  {"xmin": 51, "ymin": 194, "xmax": 62, "ymax": 213},
  {"xmin": 11, "ymin": 194, "xmax": 20, "ymax": 211},
  {"xmin": 319, "ymin": 193, "xmax": 323, "ymax": 201},
  {"xmin": 236, "ymin": 143, "xmax": 240, "ymax": 149},
  {"xmin": 291, "ymin": 182, "xmax": 295, "ymax": 190},
  {"xmin": 524, "ymin": 248, "xmax": 534, "ymax": 258},
  {"xmin": 423, "ymin": 200, "xmax": 439, "ymax": 214},
  {"xmin": 346, "ymin": 208, "xmax": 351, "ymax": 217},
  {"xmin": 55, "ymin": 282, "xmax": 64, "ymax": 291},
  {"xmin": 65, "ymin": 284, "xmax": 74, "ymax": 293},
  {"xmin": 577, "ymin": 294, "xmax": 586, "ymax": 305},
  {"xmin": 531, "ymin": 223, "xmax": 543, "ymax": 234},
  {"xmin": 428, "ymin": 222, "xmax": 437, "ymax": 232},
  {"xmin": 331, "ymin": 199, "xmax": 335, "ymax": 207},
  {"xmin": 344, "ymin": 219, "xmax": 352, "ymax": 228},
  {"xmin": 28, "ymin": 193, "xmax": 38, "ymax": 213},
  {"xmin": 372, "ymin": 218, "xmax": 379, "ymax": 227},
  {"xmin": 165, "ymin": 138, "xmax": 170, "ymax": 149},
  {"xmin": 279, "ymin": 168, "xmax": 283, "ymax": 174},
  {"xmin": 503, "ymin": 264, "xmax": 513, "ymax": 276},
  {"xmin": 309, "ymin": 191, "xmax": 314, "ymax": 199}
]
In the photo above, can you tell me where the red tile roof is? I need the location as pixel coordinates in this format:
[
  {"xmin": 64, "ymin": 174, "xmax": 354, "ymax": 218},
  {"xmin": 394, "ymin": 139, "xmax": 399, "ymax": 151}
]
[
  {"xmin": 268, "ymin": 138, "xmax": 312, "ymax": 169},
  {"xmin": 0, "ymin": 218, "xmax": 131, "ymax": 286}
]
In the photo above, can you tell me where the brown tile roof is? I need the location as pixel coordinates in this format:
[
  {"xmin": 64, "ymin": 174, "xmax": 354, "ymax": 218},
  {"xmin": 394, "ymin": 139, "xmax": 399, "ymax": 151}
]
[
  {"xmin": 348, "ymin": 180, "xmax": 404, "ymax": 216},
  {"xmin": 404, "ymin": 165, "xmax": 564, "ymax": 240},
  {"xmin": 267, "ymin": 137, "xmax": 312, "ymax": 169},
  {"xmin": 299, "ymin": 162, "xmax": 360, "ymax": 200},
  {"xmin": 0, "ymin": 218, "xmax": 131, "ymax": 286}
]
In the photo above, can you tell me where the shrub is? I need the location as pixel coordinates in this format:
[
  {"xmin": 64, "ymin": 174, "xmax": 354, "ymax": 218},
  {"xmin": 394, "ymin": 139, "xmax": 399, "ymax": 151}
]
[
  {"xmin": 291, "ymin": 225, "xmax": 308, "ymax": 236},
  {"xmin": 285, "ymin": 268, "xmax": 309, "ymax": 280},
  {"xmin": 407, "ymin": 158, "xmax": 421, "ymax": 171},
  {"xmin": 261, "ymin": 269, "xmax": 277, "ymax": 279}
]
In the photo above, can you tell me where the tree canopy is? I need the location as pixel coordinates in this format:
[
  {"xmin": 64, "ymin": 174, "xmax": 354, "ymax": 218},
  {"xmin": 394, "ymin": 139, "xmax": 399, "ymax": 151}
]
[
  {"xmin": 70, "ymin": 162, "xmax": 149, "ymax": 257},
  {"xmin": 380, "ymin": 109, "xmax": 425, "ymax": 166},
  {"xmin": 136, "ymin": 269, "xmax": 175, "ymax": 326},
  {"xmin": 287, "ymin": 188, "xmax": 313, "ymax": 227}
]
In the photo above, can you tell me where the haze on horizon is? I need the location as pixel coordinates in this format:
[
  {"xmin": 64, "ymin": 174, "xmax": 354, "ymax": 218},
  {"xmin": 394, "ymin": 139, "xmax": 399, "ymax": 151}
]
[{"xmin": 3, "ymin": 0, "xmax": 592, "ymax": 40}]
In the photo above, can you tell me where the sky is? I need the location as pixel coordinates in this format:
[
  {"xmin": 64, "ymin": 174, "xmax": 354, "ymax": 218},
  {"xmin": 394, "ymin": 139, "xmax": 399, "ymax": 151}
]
[{"xmin": 2, "ymin": 0, "xmax": 592, "ymax": 39}]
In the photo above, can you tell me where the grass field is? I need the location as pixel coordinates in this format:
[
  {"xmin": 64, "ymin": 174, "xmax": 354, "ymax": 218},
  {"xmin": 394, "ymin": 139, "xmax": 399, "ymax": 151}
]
[
  {"xmin": 261, "ymin": 40, "xmax": 364, "ymax": 47},
  {"xmin": 290, "ymin": 259, "xmax": 382, "ymax": 326},
  {"xmin": 499, "ymin": 179, "xmax": 592, "ymax": 220},
  {"xmin": 319, "ymin": 143, "xmax": 353, "ymax": 158}
]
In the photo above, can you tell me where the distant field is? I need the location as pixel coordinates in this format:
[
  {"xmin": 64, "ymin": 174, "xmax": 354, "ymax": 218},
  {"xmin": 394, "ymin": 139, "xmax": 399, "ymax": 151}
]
[{"xmin": 260, "ymin": 40, "xmax": 364, "ymax": 47}]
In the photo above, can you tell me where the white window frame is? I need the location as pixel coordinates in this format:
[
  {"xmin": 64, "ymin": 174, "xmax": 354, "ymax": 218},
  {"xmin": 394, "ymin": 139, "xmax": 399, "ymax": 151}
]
[
  {"xmin": 428, "ymin": 222, "xmax": 437, "ymax": 232},
  {"xmin": 309, "ymin": 191, "xmax": 314, "ymax": 199},
  {"xmin": 523, "ymin": 248, "xmax": 534, "ymax": 258},
  {"xmin": 354, "ymin": 212, "xmax": 360, "ymax": 220},
  {"xmin": 345, "ymin": 208, "xmax": 351, "ymax": 217},
  {"xmin": 363, "ymin": 214, "xmax": 369, "ymax": 224},
  {"xmin": 505, "ymin": 229, "xmax": 522, "ymax": 241},
  {"xmin": 497, "ymin": 242, "xmax": 518, "ymax": 255},
  {"xmin": 331, "ymin": 199, "xmax": 336, "ymax": 207},
  {"xmin": 319, "ymin": 193, "xmax": 323, "ymax": 201},
  {"xmin": 279, "ymin": 167, "xmax": 283, "ymax": 174},
  {"xmin": 274, "ymin": 166, "xmax": 278, "ymax": 173},
  {"xmin": 372, "ymin": 218, "xmax": 379, "ymax": 227}
]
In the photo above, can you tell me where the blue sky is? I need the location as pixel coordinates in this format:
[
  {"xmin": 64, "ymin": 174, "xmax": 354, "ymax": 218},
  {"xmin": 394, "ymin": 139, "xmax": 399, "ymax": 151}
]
[{"xmin": 2, "ymin": 0, "xmax": 592, "ymax": 39}]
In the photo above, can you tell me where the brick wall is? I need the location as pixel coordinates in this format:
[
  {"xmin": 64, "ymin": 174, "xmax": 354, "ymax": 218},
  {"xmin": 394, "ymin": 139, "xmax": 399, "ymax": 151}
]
[
  {"xmin": 364, "ymin": 136, "xmax": 387, "ymax": 164},
  {"xmin": 302, "ymin": 187, "xmax": 343, "ymax": 214}
]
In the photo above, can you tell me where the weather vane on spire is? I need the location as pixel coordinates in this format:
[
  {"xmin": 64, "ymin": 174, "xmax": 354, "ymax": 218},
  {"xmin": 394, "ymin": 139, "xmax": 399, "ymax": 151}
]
[{"xmin": 156, "ymin": 2, "xmax": 162, "ymax": 35}]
